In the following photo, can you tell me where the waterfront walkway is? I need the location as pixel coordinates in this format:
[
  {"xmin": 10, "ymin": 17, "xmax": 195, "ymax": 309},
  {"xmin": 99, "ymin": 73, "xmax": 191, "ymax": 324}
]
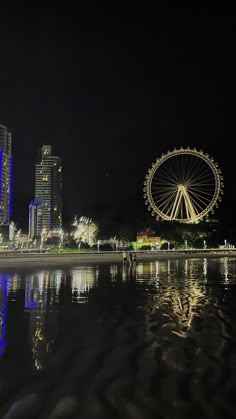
[{"xmin": 0, "ymin": 248, "xmax": 236, "ymax": 268}]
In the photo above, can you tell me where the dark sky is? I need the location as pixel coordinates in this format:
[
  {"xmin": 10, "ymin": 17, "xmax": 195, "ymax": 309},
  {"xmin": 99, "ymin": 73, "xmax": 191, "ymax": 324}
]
[{"xmin": 0, "ymin": 8, "xmax": 235, "ymax": 231}]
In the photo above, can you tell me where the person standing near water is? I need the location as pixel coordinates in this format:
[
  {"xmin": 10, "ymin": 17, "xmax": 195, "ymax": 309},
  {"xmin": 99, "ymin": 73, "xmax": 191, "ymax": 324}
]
[{"xmin": 122, "ymin": 251, "xmax": 127, "ymax": 263}]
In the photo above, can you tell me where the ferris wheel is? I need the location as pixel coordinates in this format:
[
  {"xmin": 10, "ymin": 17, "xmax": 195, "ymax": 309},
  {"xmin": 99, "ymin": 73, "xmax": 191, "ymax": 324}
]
[{"xmin": 143, "ymin": 148, "xmax": 224, "ymax": 223}]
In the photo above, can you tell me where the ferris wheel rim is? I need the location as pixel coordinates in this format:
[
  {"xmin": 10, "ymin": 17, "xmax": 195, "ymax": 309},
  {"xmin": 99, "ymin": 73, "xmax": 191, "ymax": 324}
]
[{"xmin": 144, "ymin": 148, "xmax": 222, "ymax": 223}]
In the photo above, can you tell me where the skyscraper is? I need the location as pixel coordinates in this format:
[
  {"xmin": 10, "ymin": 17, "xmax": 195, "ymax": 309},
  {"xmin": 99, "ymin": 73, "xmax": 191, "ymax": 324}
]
[
  {"xmin": 0, "ymin": 124, "xmax": 13, "ymax": 225},
  {"xmin": 28, "ymin": 200, "xmax": 43, "ymax": 238},
  {"xmin": 29, "ymin": 145, "xmax": 62, "ymax": 237}
]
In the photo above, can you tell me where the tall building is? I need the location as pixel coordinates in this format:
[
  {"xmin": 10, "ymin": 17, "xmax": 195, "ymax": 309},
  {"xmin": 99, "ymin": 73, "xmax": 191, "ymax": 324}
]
[
  {"xmin": 28, "ymin": 200, "xmax": 43, "ymax": 238},
  {"xmin": 0, "ymin": 124, "xmax": 13, "ymax": 225},
  {"xmin": 29, "ymin": 145, "xmax": 62, "ymax": 237}
]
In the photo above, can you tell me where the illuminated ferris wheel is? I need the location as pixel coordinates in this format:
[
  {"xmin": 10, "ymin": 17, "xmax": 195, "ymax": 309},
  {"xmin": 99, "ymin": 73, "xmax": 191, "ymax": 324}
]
[{"xmin": 143, "ymin": 148, "xmax": 224, "ymax": 223}]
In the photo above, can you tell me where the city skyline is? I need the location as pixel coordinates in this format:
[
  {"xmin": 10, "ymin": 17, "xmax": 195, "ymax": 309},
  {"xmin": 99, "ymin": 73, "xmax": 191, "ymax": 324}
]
[{"xmin": 0, "ymin": 11, "xmax": 235, "ymax": 234}]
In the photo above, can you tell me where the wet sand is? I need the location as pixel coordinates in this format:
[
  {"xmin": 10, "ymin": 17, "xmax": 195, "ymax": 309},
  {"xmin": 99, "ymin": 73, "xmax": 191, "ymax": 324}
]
[{"xmin": 1, "ymin": 293, "xmax": 151, "ymax": 418}]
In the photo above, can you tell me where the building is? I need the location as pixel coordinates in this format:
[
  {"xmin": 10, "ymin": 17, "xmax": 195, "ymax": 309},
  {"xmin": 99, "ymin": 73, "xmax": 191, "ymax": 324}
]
[
  {"xmin": 28, "ymin": 200, "xmax": 43, "ymax": 238},
  {"xmin": 136, "ymin": 228, "xmax": 162, "ymax": 248},
  {"xmin": 29, "ymin": 145, "xmax": 62, "ymax": 237},
  {"xmin": 0, "ymin": 124, "xmax": 13, "ymax": 225}
]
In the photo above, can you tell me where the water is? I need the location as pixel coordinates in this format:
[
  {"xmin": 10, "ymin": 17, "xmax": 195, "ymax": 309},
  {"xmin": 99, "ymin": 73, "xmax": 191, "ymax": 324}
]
[{"xmin": 1, "ymin": 258, "xmax": 236, "ymax": 418}]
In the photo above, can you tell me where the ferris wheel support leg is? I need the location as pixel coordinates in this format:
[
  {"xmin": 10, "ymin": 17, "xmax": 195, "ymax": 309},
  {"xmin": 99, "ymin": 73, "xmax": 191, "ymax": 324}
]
[
  {"xmin": 182, "ymin": 188, "xmax": 197, "ymax": 222},
  {"xmin": 171, "ymin": 189, "xmax": 183, "ymax": 220},
  {"xmin": 169, "ymin": 189, "xmax": 181, "ymax": 220}
]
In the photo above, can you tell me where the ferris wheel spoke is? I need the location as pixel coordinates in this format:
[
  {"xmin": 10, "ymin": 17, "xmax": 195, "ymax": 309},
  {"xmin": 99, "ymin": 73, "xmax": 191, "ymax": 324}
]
[
  {"xmin": 152, "ymin": 177, "xmax": 177, "ymax": 187},
  {"xmin": 153, "ymin": 190, "xmax": 178, "ymax": 206},
  {"xmin": 152, "ymin": 184, "xmax": 177, "ymax": 192},
  {"xmin": 159, "ymin": 193, "xmax": 179, "ymax": 215},
  {"xmin": 156, "ymin": 189, "xmax": 178, "ymax": 207},
  {"xmin": 189, "ymin": 177, "xmax": 215, "ymax": 186},
  {"xmin": 187, "ymin": 174, "xmax": 211, "ymax": 187},
  {"xmin": 187, "ymin": 193, "xmax": 206, "ymax": 212},
  {"xmin": 165, "ymin": 157, "xmax": 184, "ymax": 183},
  {"xmin": 188, "ymin": 187, "xmax": 214, "ymax": 196},
  {"xmin": 188, "ymin": 190, "xmax": 211, "ymax": 205},
  {"xmin": 152, "ymin": 186, "xmax": 177, "ymax": 194},
  {"xmin": 161, "ymin": 159, "xmax": 184, "ymax": 183},
  {"xmin": 156, "ymin": 164, "xmax": 181, "ymax": 184},
  {"xmin": 187, "ymin": 162, "xmax": 212, "ymax": 180},
  {"xmin": 188, "ymin": 186, "xmax": 214, "ymax": 197},
  {"xmin": 186, "ymin": 166, "xmax": 212, "ymax": 185},
  {"xmin": 152, "ymin": 189, "xmax": 177, "ymax": 200},
  {"xmin": 190, "ymin": 175, "xmax": 213, "ymax": 187},
  {"xmin": 182, "ymin": 154, "xmax": 200, "ymax": 184},
  {"xmin": 189, "ymin": 182, "xmax": 215, "ymax": 188},
  {"xmin": 174, "ymin": 155, "xmax": 184, "ymax": 183},
  {"xmin": 152, "ymin": 175, "xmax": 178, "ymax": 187}
]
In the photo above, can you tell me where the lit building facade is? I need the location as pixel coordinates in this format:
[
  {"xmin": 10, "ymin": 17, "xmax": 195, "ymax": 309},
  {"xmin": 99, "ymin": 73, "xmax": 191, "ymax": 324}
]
[
  {"xmin": 0, "ymin": 124, "xmax": 13, "ymax": 225},
  {"xmin": 33, "ymin": 145, "xmax": 62, "ymax": 236},
  {"xmin": 28, "ymin": 200, "xmax": 43, "ymax": 238}
]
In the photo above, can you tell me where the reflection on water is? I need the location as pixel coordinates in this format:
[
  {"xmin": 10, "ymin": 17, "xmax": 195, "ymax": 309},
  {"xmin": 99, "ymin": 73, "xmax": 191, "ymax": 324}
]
[
  {"xmin": 150, "ymin": 260, "xmax": 207, "ymax": 333},
  {"xmin": 0, "ymin": 276, "xmax": 7, "ymax": 359},
  {"xmin": 1, "ymin": 258, "xmax": 236, "ymax": 363},
  {"xmin": 71, "ymin": 267, "xmax": 96, "ymax": 303},
  {"xmin": 1, "ymin": 258, "xmax": 236, "ymax": 417}
]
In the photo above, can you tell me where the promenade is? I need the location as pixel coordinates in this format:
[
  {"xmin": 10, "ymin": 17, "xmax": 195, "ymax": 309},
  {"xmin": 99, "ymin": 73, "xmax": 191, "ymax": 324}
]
[{"xmin": 0, "ymin": 248, "xmax": 236, "ymax": 268}]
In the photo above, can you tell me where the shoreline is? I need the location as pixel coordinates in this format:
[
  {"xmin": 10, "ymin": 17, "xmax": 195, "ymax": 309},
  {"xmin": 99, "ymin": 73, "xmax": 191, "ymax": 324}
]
[{"xmin": 0, "ymin": 250, "xmax": 236, "ymax": 268}]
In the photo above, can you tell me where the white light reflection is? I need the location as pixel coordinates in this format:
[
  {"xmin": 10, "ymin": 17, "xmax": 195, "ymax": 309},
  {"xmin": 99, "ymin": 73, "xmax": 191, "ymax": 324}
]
[
  {"xmin": 136, "ymin": 264, "xmax": 144, "ymax": 275},
  {"xmin": 224, "ymin": 257, "xmax": 229, "ymax": 284},
  {"xmin": 110, "ymin": 265, "xmax": 118, "ymax": 281},
  {"xmin": 203, "ymin": 258, "xmax": 207, "ymax": 278},
  {"xmin": 70, "ymin": 267, "xmax": 95, "ymax": 303},
  {"xmin": 122, "ymin": 264, "xmax": 127, "ymax": 281},
  {"xmin": 167, "ymin": 260, "xmax": 170, "ymax": 276},
  {"xmin": 25, "ymin": 271, "xmax": 50, "ymax": 371},
  {"xmin": 155, "ymin": 261, "xmax": 159, "ymax": 289},
  {"xmin": 53, "ymin": 271, "xmax": 63, "ymax": 303},
  {"xmin": 184, "ymin": 259, "xmax": 188, "ymax": 277},
  {"xmin": 7, "ymin": 274, "xmax": 21, "ymax": 300}
]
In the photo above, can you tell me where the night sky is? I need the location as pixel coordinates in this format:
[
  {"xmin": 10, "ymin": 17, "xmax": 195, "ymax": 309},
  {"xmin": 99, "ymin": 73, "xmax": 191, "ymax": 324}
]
[{"xmin": 0, "ymin": 8, "xmax": 235, "ymax": 233}]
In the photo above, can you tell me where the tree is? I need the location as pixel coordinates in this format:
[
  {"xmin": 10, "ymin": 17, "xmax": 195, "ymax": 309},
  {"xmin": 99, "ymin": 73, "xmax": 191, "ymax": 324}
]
[{"xmin": 72, "ymin": 216, "xmax": 98, "ymax": 247}]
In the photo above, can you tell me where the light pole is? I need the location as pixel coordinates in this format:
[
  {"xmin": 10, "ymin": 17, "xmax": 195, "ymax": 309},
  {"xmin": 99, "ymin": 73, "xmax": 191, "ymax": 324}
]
[
  {"xmin": 87, "ymin": 218, "xmax": 92, "ymax": 247},
  {"xmin": 203, "ymin": 240, "xmax": 206, "ymax": 250},
  {"xmin": 59, "ymin": 229, "xmax": 64, "ymax": 250},
  {"xmin": 224, "ymin": 239, "xmax": 227, "ymax": 249},
  {"xmin": 185, "ymin": 240, "xmax": 188, "ymax": 249},
  {"xmin": 168, "ymin": 241, "xmax": 170, "ymax": 250},
  {"xmin": 40, "ymin": 228, "xmax": 46, "ymax": 252}
]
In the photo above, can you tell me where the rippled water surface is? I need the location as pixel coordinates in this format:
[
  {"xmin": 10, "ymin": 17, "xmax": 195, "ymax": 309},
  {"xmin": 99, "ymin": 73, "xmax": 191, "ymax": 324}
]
[{"xmin": 1, "ymin": 257, "xmax": 236, "ymax": 418}]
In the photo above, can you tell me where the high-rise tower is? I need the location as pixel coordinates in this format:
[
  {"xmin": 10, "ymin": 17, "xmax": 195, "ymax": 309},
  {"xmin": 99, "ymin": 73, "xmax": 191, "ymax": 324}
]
[
  {"xmin": 0, "ymin": 124, "xmax": 13, "ymax": 225},
  {"xmin": 31, "ymin": 145, "xmax": 62, "ymax": 236}
]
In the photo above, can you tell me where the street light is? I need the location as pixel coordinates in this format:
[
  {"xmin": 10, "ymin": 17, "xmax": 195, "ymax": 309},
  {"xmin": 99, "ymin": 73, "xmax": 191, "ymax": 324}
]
[
  {"xmin": 203, "ymin": 240, "xmax": 206, "ymax": 249},
  {"xmin": 40, "ymin": 228, "xmax": 46, "ymax": 252},
  {"xmin": 59, "ymin": 229, "xmax": 64, "ymax": 250},
  {"xmin": 185, "ymin": 240, "xmax": 188, "ymax": 249}
]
